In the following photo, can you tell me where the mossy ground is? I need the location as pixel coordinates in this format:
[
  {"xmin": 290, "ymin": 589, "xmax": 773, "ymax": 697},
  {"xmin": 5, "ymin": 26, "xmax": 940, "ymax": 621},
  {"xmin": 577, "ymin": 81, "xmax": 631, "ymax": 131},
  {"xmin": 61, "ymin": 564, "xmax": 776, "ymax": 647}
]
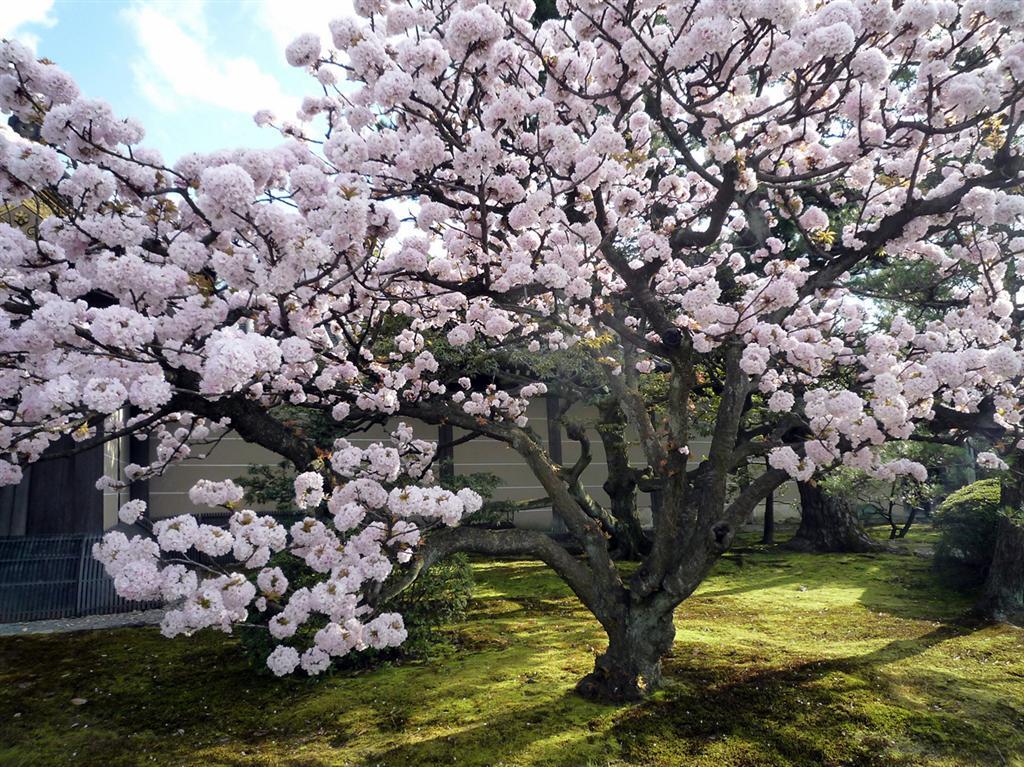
[{"xmin": 2, "ymin": 525, "xmax": 1022, "ymax": 767}]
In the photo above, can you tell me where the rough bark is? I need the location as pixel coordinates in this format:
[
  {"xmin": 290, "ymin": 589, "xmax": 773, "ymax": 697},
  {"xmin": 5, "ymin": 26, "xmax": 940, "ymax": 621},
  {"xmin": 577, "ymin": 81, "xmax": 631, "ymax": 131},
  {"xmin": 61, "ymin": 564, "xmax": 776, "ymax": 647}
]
[
  {"xmin": 786, "ymin": 481, "xmax": 883, "ymax": 553},
  {"xmin": 597, "ymin": 399, "xmax": 650, "ymax": 560},
  {"xmin": 604, "ymin": 479, "xmax": 649, "ymax": 559},
  {"xmin": 174, "ymin": 390, "xmax": 318, "ymax": 470},
  {"xmin": 575, "ymin": 603, "xmax": 676, "ymax": 702},
  {"xmin": 576, "ymin": 467, "xmax": 790, "ymax": 702}
]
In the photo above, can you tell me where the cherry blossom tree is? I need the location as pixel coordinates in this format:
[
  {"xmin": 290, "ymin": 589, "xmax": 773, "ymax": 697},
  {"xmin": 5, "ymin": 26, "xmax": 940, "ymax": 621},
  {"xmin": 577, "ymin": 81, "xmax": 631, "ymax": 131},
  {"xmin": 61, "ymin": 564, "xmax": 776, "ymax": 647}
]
[{"xmin": 3, "ymin": 0, "xmax": 1024, "ymax": 701}]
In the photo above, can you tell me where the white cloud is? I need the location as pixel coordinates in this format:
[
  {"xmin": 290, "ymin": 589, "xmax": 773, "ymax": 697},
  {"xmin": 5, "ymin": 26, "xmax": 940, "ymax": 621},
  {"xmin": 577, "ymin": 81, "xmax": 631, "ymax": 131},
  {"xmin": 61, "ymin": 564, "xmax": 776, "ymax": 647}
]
[
  {"xmin": 1, "ymin": 0, "xmax": 58, "ymax": 52},
  {"xmin": 254, "ymin": 0, "xmax": 354, "ymax": 55},
  {"xmin": 123, "ymin": 0, "xmax": 296, "ymax": 120}
]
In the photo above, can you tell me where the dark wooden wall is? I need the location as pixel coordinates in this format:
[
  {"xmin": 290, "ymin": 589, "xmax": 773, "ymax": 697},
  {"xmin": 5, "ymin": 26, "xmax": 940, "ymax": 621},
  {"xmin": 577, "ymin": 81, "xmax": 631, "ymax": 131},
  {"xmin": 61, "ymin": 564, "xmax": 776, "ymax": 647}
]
[{"xmin": 0, "ymin": 436, "xmax": 104, "ymax": 537}]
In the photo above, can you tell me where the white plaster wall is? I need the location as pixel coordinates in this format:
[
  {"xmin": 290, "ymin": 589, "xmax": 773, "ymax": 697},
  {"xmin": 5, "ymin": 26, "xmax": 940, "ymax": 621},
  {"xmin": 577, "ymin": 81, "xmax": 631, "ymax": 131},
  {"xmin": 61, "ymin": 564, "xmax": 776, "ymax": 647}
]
[{"xmin": 140, "ymin": 399, "xmax": 806, "ymax": 528}]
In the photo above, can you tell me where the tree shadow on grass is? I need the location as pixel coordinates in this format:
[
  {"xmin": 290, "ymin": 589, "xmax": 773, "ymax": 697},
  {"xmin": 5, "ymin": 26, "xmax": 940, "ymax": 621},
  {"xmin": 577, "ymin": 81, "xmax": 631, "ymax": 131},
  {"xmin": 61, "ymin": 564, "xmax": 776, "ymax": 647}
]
[
  {"xmin": 611, "ymin": 621, "xmax": 1024, "ymax": 767},
  {"xmin": 194, "ymin": 688, "xmax": 615, "ymax": 767},
  {"xmin": 353, "ymin": 689, "xmax": 612, "ymax": 767},
  {"xmin": 0, "ymin": 628, "xmax": 368, "ymax": 766},
  {"xmin": 169, "ymin": 636, "xmax": 611, "ymax": 767},
  {"xmin": 194, "ymin": 621, "xmax": 1021, "ymax": 767},
  {"xmin": 2, "ymin": 553, "xmax": 1018, "ymax": 767},
  {"xmin": 0, "ymin": 603, "xmax": 611, "ymax": 767}
]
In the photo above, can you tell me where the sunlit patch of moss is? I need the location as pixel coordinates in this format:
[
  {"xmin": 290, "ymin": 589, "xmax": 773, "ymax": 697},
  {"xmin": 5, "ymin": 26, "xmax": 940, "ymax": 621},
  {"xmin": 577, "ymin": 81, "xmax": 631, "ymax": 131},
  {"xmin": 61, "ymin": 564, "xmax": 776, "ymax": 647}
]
[{"xmin": 1, "ymin": 540, "xmax": 1022, "ymax": 766}]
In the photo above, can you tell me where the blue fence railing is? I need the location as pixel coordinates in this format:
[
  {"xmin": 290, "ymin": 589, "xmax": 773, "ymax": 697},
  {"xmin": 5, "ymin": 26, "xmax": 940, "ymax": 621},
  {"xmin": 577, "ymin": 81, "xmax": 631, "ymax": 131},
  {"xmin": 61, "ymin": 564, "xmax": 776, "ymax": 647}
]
[{"xmin": 0, "ymin": 534, "xmax": 160, "ymax": 623}]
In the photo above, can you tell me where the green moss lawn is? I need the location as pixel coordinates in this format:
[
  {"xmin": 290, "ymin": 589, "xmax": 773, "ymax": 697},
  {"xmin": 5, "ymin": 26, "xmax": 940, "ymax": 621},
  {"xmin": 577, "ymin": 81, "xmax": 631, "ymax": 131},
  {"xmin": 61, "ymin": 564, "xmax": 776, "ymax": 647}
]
[{"xmin": 2, "ymin": 528, "xmax": 1023, "ymax": 766}]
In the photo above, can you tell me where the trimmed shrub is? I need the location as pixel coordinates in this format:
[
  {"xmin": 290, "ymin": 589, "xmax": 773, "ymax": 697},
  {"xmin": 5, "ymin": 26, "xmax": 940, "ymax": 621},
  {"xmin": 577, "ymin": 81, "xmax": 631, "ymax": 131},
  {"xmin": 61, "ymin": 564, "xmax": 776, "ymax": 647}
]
[
  {"xmin": 933, "ymin": 478, "xmax": 1002, "ymax": 583},
  {"xmin": 236, "ymin": 453, "xmax": 485, "ymax": 674}
]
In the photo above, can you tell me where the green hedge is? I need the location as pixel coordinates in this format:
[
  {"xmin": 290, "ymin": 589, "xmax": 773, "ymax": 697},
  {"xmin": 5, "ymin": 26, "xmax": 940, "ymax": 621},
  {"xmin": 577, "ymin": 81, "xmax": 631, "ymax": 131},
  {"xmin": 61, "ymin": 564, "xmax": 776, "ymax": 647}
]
[{"xmin": 933, "ymin": 479, "xmax": 1002, "ymax": 582}]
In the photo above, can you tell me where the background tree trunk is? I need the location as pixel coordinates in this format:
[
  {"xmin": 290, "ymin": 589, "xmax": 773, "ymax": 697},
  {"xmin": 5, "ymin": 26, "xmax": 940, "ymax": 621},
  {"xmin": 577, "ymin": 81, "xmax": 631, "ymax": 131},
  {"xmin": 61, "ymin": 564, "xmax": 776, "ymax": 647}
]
[
  {"xmin": 786, "ymin": 481, "xmax": 882, "ymax": 553},
  {"xmin": 979, "ymin": 453, "xmax": 1024, "ymax": 622},
  {"xmin": 978, "ymin": 515, "xmax": 1024, "ymax": 623},
  {"xmin": 896, "ymin": 504, "xmax": 918, "ymax": 539},
  {"xmin": 761, "ymin": 488, "xmax": 775, "ymax": 545},
  {"xmin": 546, "ymin": 394, "xmax": 568, "ymax": 535}
]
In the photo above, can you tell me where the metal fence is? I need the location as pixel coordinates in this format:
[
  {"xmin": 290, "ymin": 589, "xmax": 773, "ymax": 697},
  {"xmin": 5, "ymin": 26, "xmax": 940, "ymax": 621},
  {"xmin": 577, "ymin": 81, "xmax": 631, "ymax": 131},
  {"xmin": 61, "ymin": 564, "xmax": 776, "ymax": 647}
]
[{"xmin": 0, "ymin": 534, "xmax": 160, "ymax": 623}]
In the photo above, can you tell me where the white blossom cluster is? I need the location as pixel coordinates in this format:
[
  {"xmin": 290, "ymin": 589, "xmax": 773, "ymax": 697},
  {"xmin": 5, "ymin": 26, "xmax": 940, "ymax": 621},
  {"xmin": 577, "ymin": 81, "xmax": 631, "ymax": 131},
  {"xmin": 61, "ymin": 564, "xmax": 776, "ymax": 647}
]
[{"xmin": 94, "ymin": 427, "xmax": 481, "ymax": 675}]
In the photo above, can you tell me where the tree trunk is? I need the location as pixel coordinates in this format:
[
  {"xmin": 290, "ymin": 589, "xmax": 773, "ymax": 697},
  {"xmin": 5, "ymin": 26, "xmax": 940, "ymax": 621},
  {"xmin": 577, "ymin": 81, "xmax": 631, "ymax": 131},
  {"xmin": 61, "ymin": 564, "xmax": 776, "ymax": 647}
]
[
  {"xmin": 977, "ymin": 515, "xmax": 1024, "ymax": 623},
  {"xmin": 546, "ymin": 394, "xmax": 569, "ymax": 535},
  {"xmin": 761, "ymin": 488, "xmax": 775, "ymax": 545},
  {"xmin": 786, "ymin": 481, "xmax": 882, "ymax": 553},
  {"xmin": 575, "ymin": 604, "xmax": 676, "ymax": 702},
  {"xmin": 598, "ymin": 400, "xmax": 650, "ymax": 560},
  {"xmin": 979, "ymin": 454, "xmax": 1024, "ymax": 622},
  {"xmin": 604, "ymin": 478, "xmax": 649, "ymax": 559},
  {"xmin": 896, "ymin": 504, "xmax": 918, "ymax": 539}
]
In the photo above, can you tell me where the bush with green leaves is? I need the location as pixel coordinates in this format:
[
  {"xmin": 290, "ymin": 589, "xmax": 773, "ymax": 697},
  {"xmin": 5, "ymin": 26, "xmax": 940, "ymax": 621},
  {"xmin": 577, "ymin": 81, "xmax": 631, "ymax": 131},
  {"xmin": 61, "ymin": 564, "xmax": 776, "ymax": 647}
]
[
  {"xmin": 235, "ymin": 430, "xmax": 493, "ymax": 674},
  {"xmin": 238, "ymin": 552, "xmax": 473, "ymax": 674},
  {"xmin": 933, "ymin": 479, "xmax": 1002, "ymax": 583}
]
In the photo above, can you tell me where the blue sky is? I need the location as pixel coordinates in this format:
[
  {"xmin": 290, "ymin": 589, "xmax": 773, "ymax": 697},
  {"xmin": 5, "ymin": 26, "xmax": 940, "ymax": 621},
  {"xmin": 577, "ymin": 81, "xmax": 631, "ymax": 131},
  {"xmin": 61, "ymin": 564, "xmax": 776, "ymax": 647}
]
[{"xmin": 3, "ymin": 1, "xmax": 353, "ymax": 162}]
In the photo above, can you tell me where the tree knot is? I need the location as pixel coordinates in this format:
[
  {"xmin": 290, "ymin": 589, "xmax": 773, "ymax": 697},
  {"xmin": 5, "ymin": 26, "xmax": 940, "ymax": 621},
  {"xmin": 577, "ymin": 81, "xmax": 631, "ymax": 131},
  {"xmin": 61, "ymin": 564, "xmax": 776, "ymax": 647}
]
[{"xmin": 712, "ymin": 521, "xmax": 732, "ymax": 549}]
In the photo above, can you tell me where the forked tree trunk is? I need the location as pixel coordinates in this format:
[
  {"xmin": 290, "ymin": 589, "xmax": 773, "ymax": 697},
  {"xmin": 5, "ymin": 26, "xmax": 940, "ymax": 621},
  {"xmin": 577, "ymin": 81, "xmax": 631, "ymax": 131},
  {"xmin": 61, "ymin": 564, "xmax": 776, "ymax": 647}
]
[
  {"xmin": 398, "ymin": 344, "xmax": 779, "ymax": 704},
  {"xmin": 575, "ymin": 603, "xmax": 676, "ymax": 702},
  {"xmin": 786, "ymin": 481, "xmax": 882, "ymax": 553},
  {"xmin": 978, "ymin": 515, "xmax": 1024, "ymax": 623}
]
